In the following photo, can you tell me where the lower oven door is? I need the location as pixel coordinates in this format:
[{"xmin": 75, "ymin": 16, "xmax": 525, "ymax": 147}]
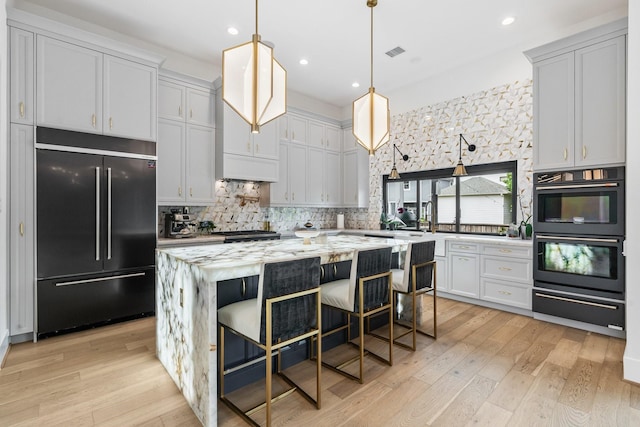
[
  {"xmin": 533, "ymin": 287, "xmax": 624, "ymax": 330},
  {"xmin": 534, "ymin": 234, "xmax": 624, "ymax": 293}
]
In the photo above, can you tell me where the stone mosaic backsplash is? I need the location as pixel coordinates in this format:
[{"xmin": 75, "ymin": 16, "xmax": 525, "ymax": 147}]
[
  {"xmin": 159, "ymin": 79, "xmax": 533, "ymax": 234},
  {"xmin": 367, "ymin": 79, "xmax": 534, "ymax": 228},
  {"xmin": 158, "ymin": 180, "xmax": 369, "ymax": 236}
]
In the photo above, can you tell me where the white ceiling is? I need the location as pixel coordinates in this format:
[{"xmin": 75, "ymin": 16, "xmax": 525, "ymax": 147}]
[{"xmin": 15, "ymin": 0, "xmax": 628, "ymax": 108}]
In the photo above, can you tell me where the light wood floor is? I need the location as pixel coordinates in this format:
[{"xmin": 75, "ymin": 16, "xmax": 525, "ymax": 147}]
[{"xmin": 1, "ymin": 298, "xmax": 639, "ymax": 426}]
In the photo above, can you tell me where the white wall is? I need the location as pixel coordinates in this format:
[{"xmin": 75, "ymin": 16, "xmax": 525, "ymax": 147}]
[
  {"xmin": 1, "ymin": 0, "xmax": 10, "ymax": 365},
  {"xmin": 624, "ymin": 0, "xmax": 640, "ymax": 383}
]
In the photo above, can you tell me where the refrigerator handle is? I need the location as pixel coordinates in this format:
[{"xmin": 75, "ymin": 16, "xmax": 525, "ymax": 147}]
[
  {"xmin": 107, "ymin": 167, "xmax": 112, "ymax": 260},
  {"xmin": 95, "ymin": 167, "xmax": 101, "ymax": 261}
]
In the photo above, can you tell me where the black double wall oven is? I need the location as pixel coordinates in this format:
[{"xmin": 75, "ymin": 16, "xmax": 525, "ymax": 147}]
[{"xmin": 532, "ymin": 167, "xmax": 625, "ymax": 333}]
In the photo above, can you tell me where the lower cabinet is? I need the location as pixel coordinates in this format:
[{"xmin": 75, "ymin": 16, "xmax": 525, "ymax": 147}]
[
  {"xmin": 10, "ymin": 124, "xmax": 35, "ymax": 337},
  {"xmin": 449, "ymin": 252, "xmax": 480, "ymax": 298},
  {"xmin": 445, "ymin": 240, "xmax": 533, "ymax": 311}
]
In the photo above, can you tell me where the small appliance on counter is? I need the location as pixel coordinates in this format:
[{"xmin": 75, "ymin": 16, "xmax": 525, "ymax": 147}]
[{"xmin": 164, "ymin": 211, "xmax": 197, "ymax": 238}]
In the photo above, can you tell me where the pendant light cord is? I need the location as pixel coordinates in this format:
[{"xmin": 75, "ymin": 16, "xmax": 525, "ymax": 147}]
[
  {"xmin": 255, "ymin": 0, "xmax": 259, "ymax": 35},
  {"xmin": 370, "ymin": 5, "xmax": 374, "ymax": 88}
]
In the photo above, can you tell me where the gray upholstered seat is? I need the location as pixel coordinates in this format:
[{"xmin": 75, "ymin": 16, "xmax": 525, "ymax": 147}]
[
  {"xmin": 318, "ymin": 246, "xmax": 393, "ymax": 384},
  {"xmin": 218, "ymin": 256, "xmax": 322, "ymax": 426},
  {"xmin": 390, "ymin": 240, "xmax": 437, "ymax": 350}
]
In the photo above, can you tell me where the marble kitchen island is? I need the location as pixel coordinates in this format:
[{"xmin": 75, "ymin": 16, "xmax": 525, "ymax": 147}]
[{"xmin": 155, "ymin": 235, "xmax": 410, "ymax": 427}]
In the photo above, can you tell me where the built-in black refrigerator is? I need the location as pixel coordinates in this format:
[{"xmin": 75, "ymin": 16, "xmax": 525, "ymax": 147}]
[{"xmin": 36, "ymin": 127, "xmax": 157, "ymax": 338}]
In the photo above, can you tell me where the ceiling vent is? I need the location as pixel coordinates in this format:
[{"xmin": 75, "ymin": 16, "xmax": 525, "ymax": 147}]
[{"xmin": 385, "ymin": 46, "xmax": 405, "ymax": 58}]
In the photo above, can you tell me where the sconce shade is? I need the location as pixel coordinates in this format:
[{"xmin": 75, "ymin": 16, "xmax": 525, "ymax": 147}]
[
  {"xmin": 452, "ymin": 160, "xmax": 468, "ymax": 177},
  {"xmin": 389, "ymin": 164, "xmax": 400, "ymax": 180},
  {"xmin": 353, "ymin": 88, "xmax": 390, "ymax": 155},
  {"xmin": 222, "ymin": 3, "xmax": 286, "ymax": 134}
]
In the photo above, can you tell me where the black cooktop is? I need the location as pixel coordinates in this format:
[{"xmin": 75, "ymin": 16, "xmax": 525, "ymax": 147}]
[{"xmin": 211, "ymin": 230, "xmax": 280, "ymax": 242}]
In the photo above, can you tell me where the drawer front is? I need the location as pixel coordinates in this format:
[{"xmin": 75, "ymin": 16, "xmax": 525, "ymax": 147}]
[
  {"xmin": 533, "ymin": 289, "xmax": 624, "ymax": 330},
  {"xmin": 482, "ymin": 244, "xmax": 532, "ymax": 259},
  {"xmin": 481, "ymin": 256, "xmax": 532, "ymax": 284},
  {"xmin": 448, "ymin": 241, "xmax": 479, "ymax": 253},
  {"xmin": 480, "ymin": 278, "xmax": 531, "ymax": 309}
]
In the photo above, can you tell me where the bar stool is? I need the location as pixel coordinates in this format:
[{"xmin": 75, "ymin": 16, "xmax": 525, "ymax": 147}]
[
  {"xmin": 218, "ymin": 256, "xmax": 322, "ymax": 426},
  {"xmin": 391, "ymin": 240, "xmax": 437, "ymax": 350},
  {"xmin": 318, "ymin": 246, "xmax": 393, "ymax": 383}
]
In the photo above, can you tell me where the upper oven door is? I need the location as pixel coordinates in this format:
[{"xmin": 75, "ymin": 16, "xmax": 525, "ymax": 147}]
[
  {"xmin": 534, "ymin": 181, "xmax": 624, "ymax": 236},
  {"xmin": 534, "ymin": 234, "xmax": 624, "ymax": 294}
]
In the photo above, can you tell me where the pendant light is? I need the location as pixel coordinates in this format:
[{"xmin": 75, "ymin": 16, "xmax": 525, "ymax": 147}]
[
  {"xmin": 452, "ymin": 133, "xmax": 476, "ymax": 177},
  {"xmin": 388, "ymin": 144, "xmax": 409, "ymax": 180},
  {"xmin": 352, "ymin": 0, "xmax": 390, "ymax": 155},
  {"xmin": 222, "ymin": 0, "xmax": 286, "ymax": 133}
]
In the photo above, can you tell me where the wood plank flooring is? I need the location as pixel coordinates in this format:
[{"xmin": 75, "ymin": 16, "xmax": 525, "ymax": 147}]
[{"xmin": 1, "ymin": 298, "xmax": 639, "ymax": 426}]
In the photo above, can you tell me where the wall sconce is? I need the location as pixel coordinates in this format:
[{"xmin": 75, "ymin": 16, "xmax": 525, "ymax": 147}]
[
  {"xmin": 389, "ymin": 144, "xmax": 409, "ymax": 180},
  {"xmin": 452, "ymin": 133, "xmax": 476, "ymax": 177}
]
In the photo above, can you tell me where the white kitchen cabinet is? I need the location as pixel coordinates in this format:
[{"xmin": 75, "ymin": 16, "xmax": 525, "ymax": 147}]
[
  {"xmin": 434, "ymin": 255, "xmax": 447, "ymax": 293},
  {"xmin": 526, "ymin": 21, "xmax": 627, "ymax": 171},
  {"xmin": 10, "ymin": 27, "xmax": 34, "ymax": 125},
  {"xmin": 103, "ymin": 55, "xmax": 156, "ymax": 140},
  {"xmin": 10, "ymin": 124, "xmax": 35, "ymax": 336},
  {"xmin": 342, "ymin": 128, "xmax": 370, "ymax": 208},
  {"xmin": 214, "ymin": 95, "xmax": 279, "ymax": 181},
  {"xmin": 186, "ymin": 125, "xmax": 216, "ymax": 203},
  {"xmin": 186, "ymin": 87, "xmax": 215, "ymax": 127},
  {"xmin": 158, "ymin": 79, "xmax": 185, "ymax": 121},
  {"xmin": 307, "ymin": 148, "xmax": 341, "ymax": 206},
  {"xmin": 157, "ymin": 119, "xmax": 186, "ymax": 204},
  {"xmin": 158, "ymin": 74, "xmax": 215, "ymax": 205},
  {"xmin": 448, "ymin": 242, "xmax": 480, "ymax": 298},
  {"xmin": 270, "ymin": 142, "xmax": 307, "ymax": 205},
  {"xmin": 157, "ymin": 119, "xmax": 215, "ymax": 205},
  {"xmin": 36, "ymin": 35, "xmax": 157, "ymax": 140},
  {"xmin": 37, "ymin": 35, "xmax": 102, "ymax": 134},
  {"xmin": 308, "ymin": 120, "xmax": 341, "ymax": 152},
  {"xmin": 279, "ymin": 113, "xmax": 308, "ymax": 144}
]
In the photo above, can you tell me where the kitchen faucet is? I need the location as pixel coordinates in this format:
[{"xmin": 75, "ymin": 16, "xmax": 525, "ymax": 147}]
[{"xmin": 425, "ymin": 201, "xmax": 436, "ymax": 234}]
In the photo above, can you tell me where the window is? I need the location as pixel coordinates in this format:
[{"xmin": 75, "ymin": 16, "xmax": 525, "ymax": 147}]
[{"xmin": 382, "ymin": 161, "xmax": 517, "ymax": 234}]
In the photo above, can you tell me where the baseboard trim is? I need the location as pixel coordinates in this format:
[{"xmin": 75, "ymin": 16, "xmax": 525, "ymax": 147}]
[
  {"xmin": 0, "ymin": 329, "xmax": 10, "ymax": 369},
  {"xmin": 624, "ymin": 352, "xmax": 640, "ymax": 384}
]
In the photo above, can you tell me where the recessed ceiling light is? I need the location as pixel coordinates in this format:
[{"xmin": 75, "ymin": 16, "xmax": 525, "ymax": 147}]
[
  {"xmin": 352, "ymin": 82, "xmax": 360, "ymax": 88},
  {"xmin": 502, "ymin": 16, "xmax": 515, "ymax": 26},
  {"xmin": 227, "ymin": 27, "xmax": 239, "ymax": 35},
  {"xmin": 299, "ymin": 59, "xmax": 308, "ymax": 65}
]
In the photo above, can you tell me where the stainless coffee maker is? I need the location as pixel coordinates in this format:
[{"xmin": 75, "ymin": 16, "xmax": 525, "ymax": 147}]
[{"xmin": 164, "ymin": 211, "xmax": 197, "ymax": 238}]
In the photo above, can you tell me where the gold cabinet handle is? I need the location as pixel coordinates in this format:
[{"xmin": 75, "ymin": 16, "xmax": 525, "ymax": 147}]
[
  {"xmin": 19, "ymin": 222, "xmax": 24, "ymax": 236},
  {"xmin": 499, "ymin": 249, "xmax": 512, "ymax": 253},
  {"xmin": 190, "ymin": 109, "xmax": 193, "ymax": 119},
  {"xmin": 292, "ymin": 131, "xmax": 295, "ymax": 140},
  {"xmin": 247, "ymin": 141, "xmax": 251, "ymax": 152},
  {"xmin": 255, "ymin": 143, "xmax": 259, "ymax": 153},
  {"xmin": 19, "ymin": 102, "xmax": 25, "ymax": 118},
  {"xmin": 583, "ymin": 146, "xmax": 587, "ymax": 159},
  {"xmin": 498, "ymin": 267, "xmax": 512, "ymax": 271},
  {"xmin": 459, "ymin": 245, "xmax": 470, "ymax": 249},
  {"xmin": 178, "ymin": 105, "xmax": 182, "ymax": 117},
  {"xmin": 292, "ymin": 192, "xmax": 295, "ymax": 201},
  {"xmin": 178, "ymin": 186, "xmax": 182, "ymax": 196},
  {"xmin": 285, "ymin": 192, "xmax": 288, "ymax": 201},
  {"xmin": 563, "ymin": 148, "xmax": 567, "ymax": 160},
  {"xmin": 109, "ymin": 117, "xmax": 113, "ymax": 130},
  {"xmin": 92, "ymin": 114, "xmax": 96, "ymax": 128},
  {"xmin": 190, "ymin": 187, "xmax": 193, "ymax": 197},
  {"xmin": 498, "ymin": 290, "xmax": 512, "ymax": 296}
]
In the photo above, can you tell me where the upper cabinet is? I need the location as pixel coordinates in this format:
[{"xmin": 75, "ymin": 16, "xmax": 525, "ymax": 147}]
[
  {"xmin": 279, "ymin": 113, "xmax": 308, "ymax": 145},
  {"xmin": 157, "ymin": 75, "xmax": 215, "ymax": 205},
  {"xmin": 214, "ymin": 89, "xmax": 279, "ymax": 182},
  {"xmin": 525, "ymin": 19, "xmax": 627, "ymax": 171},
  {"xmin": 36, "ymin": 35, "xmax": 157, "ymax": 141},
  {"xmin": 10, "ymin": 27, "xmax": 35, "ymax": 125},
  {"xmin": 308, "ymin": 120, "xmax": 341, "ymax": 152},
  {"xmin": 342, "ymin": 128, "xmax": 370, "ymax": 208}
]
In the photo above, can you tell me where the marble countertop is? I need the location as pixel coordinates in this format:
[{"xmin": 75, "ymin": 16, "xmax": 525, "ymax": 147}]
[{"xmin": 157, "ymin": 234, "xmax": 409, "ymax": 282}]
